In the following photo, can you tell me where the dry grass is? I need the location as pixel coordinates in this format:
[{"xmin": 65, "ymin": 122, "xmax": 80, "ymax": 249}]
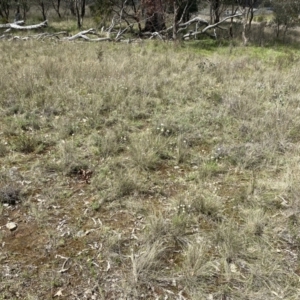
[{"xmin": 1, "ymin": 37, "xmax": 300, "ymax": 299}]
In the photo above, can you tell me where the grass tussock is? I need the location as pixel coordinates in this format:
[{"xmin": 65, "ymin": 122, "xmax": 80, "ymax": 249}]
[{"xmin": 1, "ymin": 39, "xmax": 300, "ymax": 299}]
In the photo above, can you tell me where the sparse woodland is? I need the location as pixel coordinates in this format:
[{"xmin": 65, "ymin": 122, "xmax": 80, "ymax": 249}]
[
  {"xmin": 0, "ymin": 0, "xmax": 300, "ymax": 42},
  {"xmin": 2, "ymin": 0, "xmax": 300, "ymax": 299}
]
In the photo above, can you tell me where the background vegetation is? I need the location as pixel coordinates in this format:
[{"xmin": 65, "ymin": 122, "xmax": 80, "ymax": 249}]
[{"xmin": 1, "ymin": 0, "xmax": 300, "ymax": 41}]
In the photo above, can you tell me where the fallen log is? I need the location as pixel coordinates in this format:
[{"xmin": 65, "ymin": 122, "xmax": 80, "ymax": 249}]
[
  {"xmin": 0, "ymin": 20, "xmax": 48, "ymax": 30},
  {"xmin": 0, "ymin": 20, "xmax": 24, "ymax": 28}
]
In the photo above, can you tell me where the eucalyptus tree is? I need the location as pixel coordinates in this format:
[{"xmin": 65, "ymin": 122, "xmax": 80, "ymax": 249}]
[
  {"xmin": 0, "ymin": 0, "xmax": 10, "ymax": 21},
  {"xmin": 272, "ymin": 0, "xmax": 300, "ymax": 38}
]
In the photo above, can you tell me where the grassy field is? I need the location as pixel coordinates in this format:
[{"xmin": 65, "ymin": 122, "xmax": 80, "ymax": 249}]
[{"xmin": 1, "ymin": 37, "xmax": 300, "ymax": 299}]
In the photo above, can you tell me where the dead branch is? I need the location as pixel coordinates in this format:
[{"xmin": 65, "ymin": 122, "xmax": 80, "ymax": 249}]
[
  {"xmin": 116, "ymin": 24, "xmax": 133, "ymax": 41},
  {"xmin": 182, "ymin": 13, "xmax": 243, "ymax": 39},
  {"xmin": 158, "ymin": 16, "xmax": 209, "ymax": 38},
  {"xmin": 1, "ymin": 28, "xmax": 112, "ymax": 42},
  {"xmin": 64, "ymin": 28, "xmax": 97, "ymax": 40},
  {"xmin": 180, "ymin": 17, "xmax": 209, "ymax": 28},
  {"xmin": 149, "ymin": 32, "xmax": 164, "ymax": 40},
  {"xmin": 63, "ymin": 28, "xmax": 112, "ymax": 42},
  {"xmin": 107, "ymin": 15, "xmax": 117, "ymax": 38},
  {"xmin": 115, "ymin": 1, "xmax": 130, "ymax": 41},
  {"xmin": 140, "ymin": 31, "xmax": 164, "ymax": 40}
]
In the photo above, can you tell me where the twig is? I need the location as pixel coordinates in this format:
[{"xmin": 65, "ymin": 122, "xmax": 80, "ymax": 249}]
[{"xmin": 56, "ymin": 255, "xmax": 70, "ymax": 273}]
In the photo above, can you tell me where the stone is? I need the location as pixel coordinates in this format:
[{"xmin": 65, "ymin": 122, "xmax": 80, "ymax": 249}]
[{"xmin": 6, "ymin": 222, "xmax": 17, "ymax": 231}]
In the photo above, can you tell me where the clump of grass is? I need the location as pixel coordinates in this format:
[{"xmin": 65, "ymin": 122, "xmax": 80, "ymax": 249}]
[
  {"xmin": 129, "ymin": 132, "xmax": 171, "ymax": 171},
  {"xmin": 4, "ymin": 103, "xmax": 24, "ymax": 116},
  {"xmin": 66, "ymin": 162, "xmax": 89, "ymax": 176},
  {"xmin": 114, "ymin": 171, "xmax": 140, "ymax": 198},
  {"xmin": 154, "ymin": 121, "xmax": 180, "ymax": 137},
  {"xmin": 144, "ymin": 214, "xmax": 172, "ymax": 245},
  {"xmin": 213, "ymin": 220, "xmax": 245, "ymax": 262},
  {"xmin": 56, "ymin": 140, "xmax": 92, "ymax": 179},
  {"xmin": 242, "ymin": 208, "xmax": 267, "ymax": 237},
  {"xmin": 13, "ymin": 134, "xmax": 43, "ymax": 153},
  {"xmin": 144, "ymin": 211, "xmax": 190, "ymax": 252},
  {"xmin": 58, "ymin": 120, "xmax": 78, "ymax": 138},
  {"xmin": 58, "ymin": 140, "xmax": 77, "ymax": 169},
  {"xmin": 191, "ymin": 192, "xmax": 223, "ymax": 221},
  {"xmin": 212, "ymin": 142, "xmax": 276, "ymax": 170},
  {"xmin": 43, "ymin": 161, "xmax": 63, "ymax": 174},
  {"xmin": 130, "ymin": 241, "xmax": 167, "ymax": 285},
  {"xmin": 93, "ymin": 129, "xmax": 128, "ymax": 158},
  {"xmin": 198, "ymin": 160, "xmax": 226, "ymax": 178},
  {"xmin": 18, "ymin": 114, "xmax": 41, "ymax": 131},
  {"xmin": 0, "ymin": 142, "xmax": 8, "ymax": 157},
  {"xmin": 175, "ymin": 135, "xmax": 191, "ymax": 164},
  {"xmin": 182, "ymin": 242, "xmax": 209, "ymax": 285}
]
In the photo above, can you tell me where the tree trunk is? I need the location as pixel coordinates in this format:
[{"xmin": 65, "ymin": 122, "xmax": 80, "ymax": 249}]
[
  {"xmin": 0, "ymin": 0, "xmax": 10, "ymax": 22},
  {"xmin": 70, "ymin": 0, "xmax": 76, "ymax": 16},
  {"xmin": 131, "ymin": 0, "xmax": 142, "ymax": 32},
  {"xmin": 75, "ymin": 0, "xmax": 85, "ymax": 28},
  {"xmin": 75, "ymin": 1, "xmax": 81, "ymax": 28},
  {"xmin": 143, "ymin": 0, "xmax": 165, "ymax": 32},
  {"xmin": 21, "ymin": 1, "xmax": 27, "ymax": 21},
  {"xmin": 40, "ymin": 1, "xmax": 47, "ymax": 21},
  {"xmin": 81, "ymin": 0, "xmax": 85, "ymax": 22},
  {"xmin": 213, "ymin": 0, "xmax": 220, "ymax": 23},
  {"xmin": 52, "ymin": 0, "xmax": 62, "ymax": 18},
  {"xmin": 229, "ymin": 3, "xmax": 234, "ymax": 38}
]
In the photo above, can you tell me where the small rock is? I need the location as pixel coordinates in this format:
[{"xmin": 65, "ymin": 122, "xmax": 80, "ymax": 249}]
[
  {"xmin": 6, "ymin": 222, "xmax": 17, "ymax": 231},
  {"xmin": 76, "ymin": 230, "xmax": 85, "ymax": 238},
  {"xmin": 54, "ymin": 289, "xmax": 64, "ymax": 297},
  {"xmin": 230, "ymin": 263, "xmax": 237, "ymax": 273}
]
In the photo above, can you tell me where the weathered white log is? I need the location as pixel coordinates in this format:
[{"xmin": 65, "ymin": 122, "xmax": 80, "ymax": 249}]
[
  {"xmin": 0, "ymin": 20, "xmax": 24, "ymax": 28},
  {"xmin": 1, "ymin": 28, "xmax": 111, "ymax": 42},
  {"xmin": 0, "ymin": 20, "xmax": 48, "ymax": 30},
  {"xmin": 64, "ymin": 28, "xmax": 97, "ymax": 41},
  {"xmin": 10, "ymin": 20, "xmax": 48, "ymax": 30}
]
